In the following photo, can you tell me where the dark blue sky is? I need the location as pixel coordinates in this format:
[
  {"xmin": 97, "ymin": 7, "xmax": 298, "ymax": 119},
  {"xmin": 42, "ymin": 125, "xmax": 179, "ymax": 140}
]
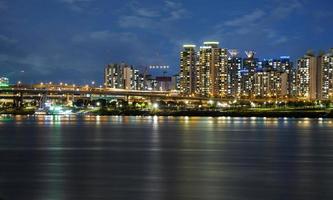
[{"xmin": 0, "ymin": 0, "xmax": 332, "ymax": 84}]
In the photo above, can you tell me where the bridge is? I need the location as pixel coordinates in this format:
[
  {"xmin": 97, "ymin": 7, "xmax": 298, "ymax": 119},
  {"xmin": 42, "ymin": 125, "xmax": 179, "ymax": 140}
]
[
  {"xmin": 0, "ymin": 84, "xmax": 214, "ymax": 108},
  {"xmin": 0, "ymin": 84, "xmax": 294, "ymax": 109}
]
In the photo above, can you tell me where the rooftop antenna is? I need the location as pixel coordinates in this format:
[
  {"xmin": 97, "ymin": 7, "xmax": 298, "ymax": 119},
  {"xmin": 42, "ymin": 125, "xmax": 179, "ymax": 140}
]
[
  {"xmin": 228, "ymin": 49, "xmax": 239, "ymax": 57},
  {"xmin": 245, "ymin": 51, "xmax": 256, "ymax": 58}
]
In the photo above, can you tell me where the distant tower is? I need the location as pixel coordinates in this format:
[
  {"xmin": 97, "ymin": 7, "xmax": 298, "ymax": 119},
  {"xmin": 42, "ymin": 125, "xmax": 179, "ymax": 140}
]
[
  {"xmin": 104, "ymin": 63, "xmax": 136, "ymax": 90},
  {"xmin": 242, "ymin": 51, "xmax": 258, "ymax": 98},
  {"xmin": 296, "ymin": 53, "xmax": 317, "ymax": 100},
  {"xmin": 227, "ymin": 49, "xmax": 242, "ymax": 98},
  {"xmin": 198, "ymin": 41, "xmax": 228, "ymax": 97},
  {"xmin": 319, "ymin": 49, "xmax": 333, "ymax": 100},
  {"xmin": 179, "ymin": 44, "xmax": 197, "ymax": 95}
]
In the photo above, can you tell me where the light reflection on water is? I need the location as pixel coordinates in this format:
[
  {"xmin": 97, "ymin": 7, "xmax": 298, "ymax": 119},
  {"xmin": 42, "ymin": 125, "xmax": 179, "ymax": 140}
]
[{"xmin": 1, "ymin": 115, "xmax": 333, "ymax": 200}]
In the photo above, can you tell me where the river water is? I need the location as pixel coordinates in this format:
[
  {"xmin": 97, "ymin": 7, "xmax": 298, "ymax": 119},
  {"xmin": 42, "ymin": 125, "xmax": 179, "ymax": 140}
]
[{"xmin": 1, "ymin": 115, "xmax": 333, "ymax": 200}]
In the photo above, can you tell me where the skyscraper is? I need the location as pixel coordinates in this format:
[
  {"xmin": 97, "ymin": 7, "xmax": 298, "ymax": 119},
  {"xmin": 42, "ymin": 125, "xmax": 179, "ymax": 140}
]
[
  {"xmin": 227, "ymin": 49, "xmax": 242, "ymax": 98},
  {"xmin": 104, "ymin": 63, "xmax": 137, "ymax": 90},
  {"xmin": 319, "ymin": 49, "xmax": 333, "ymax": 100},
  {"xmin": 296, "ymin": 52, "xmax": 318, "ymax": 100},
  {"xmin": 259, "ymin": 58, "xmax": 292, "ymax": 98},
  {"xmin": 179, "ymin": 44, "xmax": 197, "ymax": 96},
  {"xmin": 254, "ymin": 70, "xmax": 269, "ymax": 98},
  {"xmin": 278, "ymin": 56, "xmax": 294, "ymax": 97},
  {"xmin": 241, "ymin": 51, "xmax": 258, "ymax": 98},
  {"xmin": 197, "ymin": 41, "xmax": 228, "ymax": 97}
]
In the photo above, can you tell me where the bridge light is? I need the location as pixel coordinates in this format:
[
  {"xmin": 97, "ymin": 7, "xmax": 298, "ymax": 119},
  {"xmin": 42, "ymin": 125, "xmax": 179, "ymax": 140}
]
[{"xmin": 153, "ymin": 103, "xmax": 159, "ymax": 109}]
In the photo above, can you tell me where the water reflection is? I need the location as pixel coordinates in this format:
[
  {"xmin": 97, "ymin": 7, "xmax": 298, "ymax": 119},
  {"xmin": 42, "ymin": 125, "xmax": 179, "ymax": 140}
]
[{"xmin": 1, "ymin": 115, "xmax": 333, "ymax": 200}]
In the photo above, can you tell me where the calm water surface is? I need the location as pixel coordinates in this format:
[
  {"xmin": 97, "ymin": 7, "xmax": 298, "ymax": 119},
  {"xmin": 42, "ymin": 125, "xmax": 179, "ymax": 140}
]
[{"xmin": 1, "ymin": 115, "xmax": 333, "ymax": 200}]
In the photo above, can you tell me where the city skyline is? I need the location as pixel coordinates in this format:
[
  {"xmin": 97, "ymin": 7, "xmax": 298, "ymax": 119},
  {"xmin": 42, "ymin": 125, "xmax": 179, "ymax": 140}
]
[{"xmin": 1, "ymin": 0, "xmax": 333, "ymax": 84}]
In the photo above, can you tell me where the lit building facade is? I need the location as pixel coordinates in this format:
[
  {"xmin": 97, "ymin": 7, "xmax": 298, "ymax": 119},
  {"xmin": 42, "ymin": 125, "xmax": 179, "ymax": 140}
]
[
  {"xmin": 296, "ymin": 52, "xmax": 318, "ymax": 100},
  {"xmin": 104, "ymin": 63, "xmax": 138, "ymax": 90},
  {"xmin": 197, "ymin": 41, "xmax": 228, "ymax": 97},
  {"xmin": 278, "ymin": 57, "xmax": 294, "ymax": 97},
  {"xmin": 259, "ymin": 58, "xmax": 292, "ymax": 98},
  {"xmin": 254, "ymin": 70, "xmax": 269, "ymax": 98},
  {"xmin": 319, "ymin": 49, "xmax": 333, "ymax": 100},
  {"xmin": 227, "ymin": 50, "xmax": 242, "ymax": 98},
  {"xmin": 241, "ymin": 51, "xmax": 258, "ymax": 98},
  {"xmin": 179, "ymin": 45, "xmax": 197, "ymax": 95},
  {"xmin": 176, "ymin": 42, "xmax": 333, "ymax": 101},
  {"xmin": 253, "ymin": 69, "xmax": 287, "ymax": 98},
  {"xmin": 171, "ymin": 74, "xmax": 180, "ymax": 91}
]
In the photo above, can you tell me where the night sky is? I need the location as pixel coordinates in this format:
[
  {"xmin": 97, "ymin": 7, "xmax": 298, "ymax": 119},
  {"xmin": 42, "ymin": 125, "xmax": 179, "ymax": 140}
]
[{"xmin": 0, "ymin": 0, "xmax": 332, "ymax": 84}]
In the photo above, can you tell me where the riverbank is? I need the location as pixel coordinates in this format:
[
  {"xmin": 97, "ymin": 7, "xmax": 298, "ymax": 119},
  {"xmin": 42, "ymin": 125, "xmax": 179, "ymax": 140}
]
[
  {"xmin": 0, "ymin": 108, "xmax": 35, "ymax": 115},
  {"xmin": 2, "ymin": 108, "xmax": 333, "ymax": 118},
  {"xmin": 94, "ymin": 109, "xmax": 333, "ymax": 118}
]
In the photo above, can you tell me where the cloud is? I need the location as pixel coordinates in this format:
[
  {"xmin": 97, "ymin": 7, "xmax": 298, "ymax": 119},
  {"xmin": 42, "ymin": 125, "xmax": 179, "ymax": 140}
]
[
  {"xmin": 0, "ymin": 51, "xmax": 100, "ymax": 84},
  {"xmin": 0, "ymin": 34, "xmax": 17, "ymax": 44},
  {"xmin": 224, "ymin": 9, "xmax": 265, "ymax": 27},
  {"xmin": 211, "ymin": 0, "xmax": 303, "ymax": 48},
  {"xmin": 0, "ymin": 53, "xmax": 53, "ymax": 75},
  {"xmin": 128, "ymin": 2, "xmax": 160, "ymax": 18},
  {"xmin": 168, "ymin": 7, "xmax": 188, "ymax": 21},
  {"xmin": 72, "ymin": 30, "xmax": 138, "ymax": 43},
  {"xmin": 117, "ymin": 1, "xmax": 189, "ymax": 28},
  {"xmin": 164, "ymin": 1, "xmax": 179, "ymax": 9},
  {"xmin": 59, "ymin": 0, "xmax": 94, "ymax": 4},
  {"xmin": 118, "ymin": 16, "xmax": 153, "ymax": 28},
  {"xmin": 135, "ymin": 8, "xmax": 160, "ymax": 17},
  {"xmin": 0, "ymin": 0, "xmax": 8, "ymax": 11},
  {"xmin": 71, "ymin": 29, "xmax": 173, "ymax": 69},
  {"xmin": 58, "ymin": 0, "xmax": 97, "ymax": 13},
  {"xmin": 270, "ymin": 0, "xmax": 302, "ymax": 20}
]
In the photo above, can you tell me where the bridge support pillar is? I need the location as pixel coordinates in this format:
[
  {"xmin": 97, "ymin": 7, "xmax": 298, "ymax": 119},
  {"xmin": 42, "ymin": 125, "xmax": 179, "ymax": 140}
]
[
  {"xmin": 66, "ymin": 94, "xmax": 74, "ymax": 106},
  {"xmin": 13, "ymin": 92, "xmax": 24, "ymax": 109}
]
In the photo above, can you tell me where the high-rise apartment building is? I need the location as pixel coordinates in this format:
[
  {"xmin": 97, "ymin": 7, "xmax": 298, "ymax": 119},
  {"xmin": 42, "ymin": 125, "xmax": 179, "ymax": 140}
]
[
  {"xmin": 254, "ymin": 70, "xmax": 269, "ymax": 98},
  {"xmin": 278, "ymin": 57, "xmax": 294, "ymax": 97},
  {"xmin": 241, "ymin": 51, "xmax": 258, "ymax": 98},
  {"xmin": 179, "ymin": 44, "xmax": 197, "ymax": 96},
  {"xmin": 319, "ymin": 49, "xmax": 333, "ymax": 100},
  {"xmin": 253, "ymin": 68, "xmax": 287, "ymax": 98},
  {"xmin": 227, "ymin": 49, "xmax": 242, "ymax": 98},
  {"xmin": 296, "ymin": 52, "xmax": 318, "ymax": 100},
  {"xmin": 104, "ymin": 63, "xmax": 137, "ymax": 90},
  {"xmin": 258, "ymin": 57, "xmax": 292, "ymax": 98},
  {"xmin": 176, "ymin": 43, "xmax": 333, "ymax": 101},
  {"xmin": 197, "ymin": 41, "xmax": 228, "ymax": 97}
]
